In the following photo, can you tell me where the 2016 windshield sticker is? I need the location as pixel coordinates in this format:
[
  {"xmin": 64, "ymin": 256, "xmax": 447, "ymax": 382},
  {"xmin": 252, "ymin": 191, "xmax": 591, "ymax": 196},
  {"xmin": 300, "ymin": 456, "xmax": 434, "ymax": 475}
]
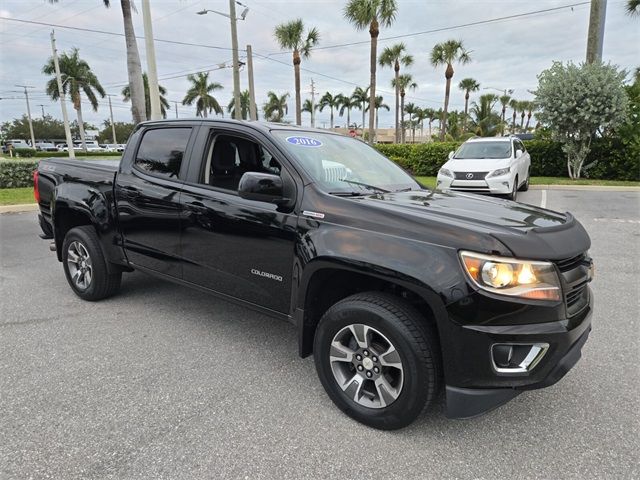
[{"xmin": 286, "ymin": 136, "xmax": 323, "ymax": 147}]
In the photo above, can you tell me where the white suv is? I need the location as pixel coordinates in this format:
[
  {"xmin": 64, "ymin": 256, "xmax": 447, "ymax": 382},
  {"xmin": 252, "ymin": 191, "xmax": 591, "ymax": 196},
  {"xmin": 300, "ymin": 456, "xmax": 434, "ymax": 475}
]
[{"xmin": 436, "ymin": 136, "xmax": 531, "ymax": 201}]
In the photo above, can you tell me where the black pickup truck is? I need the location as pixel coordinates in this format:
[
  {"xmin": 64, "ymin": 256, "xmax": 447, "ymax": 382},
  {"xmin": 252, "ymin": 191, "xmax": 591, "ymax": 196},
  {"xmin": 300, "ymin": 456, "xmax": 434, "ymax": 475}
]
[{"xmin": 35, "ymin": 119, "xmax": 594, "ymax": 429}]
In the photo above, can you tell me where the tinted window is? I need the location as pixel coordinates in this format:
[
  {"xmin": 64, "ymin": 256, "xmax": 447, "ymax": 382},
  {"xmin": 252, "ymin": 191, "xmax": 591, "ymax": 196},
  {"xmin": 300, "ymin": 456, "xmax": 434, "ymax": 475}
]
[
  {"xmin": 454, "ymin": 141, "xmax": 512, "ymax": 160},
  {"xmin": 135, "ymin": 128, "xmax": 191, "ymax": 178}
]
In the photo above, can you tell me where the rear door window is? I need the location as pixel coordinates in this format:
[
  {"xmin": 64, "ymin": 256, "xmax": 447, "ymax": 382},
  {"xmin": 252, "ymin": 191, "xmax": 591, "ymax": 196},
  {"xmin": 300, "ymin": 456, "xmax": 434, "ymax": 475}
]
[{"xmin": 134, "ymin": 128, "xmax": 191, "ymax": 178}]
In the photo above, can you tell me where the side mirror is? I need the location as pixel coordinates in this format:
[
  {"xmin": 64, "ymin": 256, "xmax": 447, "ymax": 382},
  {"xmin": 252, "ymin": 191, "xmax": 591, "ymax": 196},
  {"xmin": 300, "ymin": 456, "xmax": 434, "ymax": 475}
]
[
  {"xmin": 448, "ymin": 151, "xmax": 455, "ymax": 160},
  {"xmin": 515, "ymin": 149, "xmax": 523, "ymax": 158},
  {"xmin": 238, "ymin": 172, "xmax": 289, "ymax": 205}
]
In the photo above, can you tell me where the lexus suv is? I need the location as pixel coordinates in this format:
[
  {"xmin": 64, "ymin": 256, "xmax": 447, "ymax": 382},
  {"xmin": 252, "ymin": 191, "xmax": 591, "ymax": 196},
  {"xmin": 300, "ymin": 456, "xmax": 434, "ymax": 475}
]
[{"xmin": 436, "ymin": 136, "xmax": 531, "ymax": 201}]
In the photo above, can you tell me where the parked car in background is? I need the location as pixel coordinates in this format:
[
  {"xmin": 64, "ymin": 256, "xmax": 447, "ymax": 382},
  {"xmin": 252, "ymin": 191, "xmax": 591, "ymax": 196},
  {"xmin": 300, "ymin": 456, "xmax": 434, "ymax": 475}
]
[
  {"xmin": 514, "ymin": 133, "xmax": 534, "ymax": 141},
  {"xmin": 436, "ymin": 136, "xmax": 531, "ymax": 201},
  {"xmin": 6, "ymin": 139, "xmax": 31, "ymax": 151},
  {"xmin": 35, "ymin": 142, "xmax": 58, "ymax": 152},
  {"xmin": 101, "ymin": 143, "xmax": 125, "ymax": 153}
]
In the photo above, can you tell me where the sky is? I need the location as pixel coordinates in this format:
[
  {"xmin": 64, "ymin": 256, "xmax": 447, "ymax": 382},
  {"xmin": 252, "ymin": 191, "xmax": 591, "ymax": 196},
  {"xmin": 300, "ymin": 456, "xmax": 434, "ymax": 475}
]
[{"xmin": 0, "ymin": 0, "xmax": 638, "ymax": 133}]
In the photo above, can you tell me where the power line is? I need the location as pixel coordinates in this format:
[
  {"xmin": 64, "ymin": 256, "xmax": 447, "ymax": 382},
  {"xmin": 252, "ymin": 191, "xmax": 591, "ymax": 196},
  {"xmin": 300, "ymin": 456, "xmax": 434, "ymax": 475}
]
[
  {"xmin": 265, "ymin": 1, "xmax": 591, "ymax": 55},
  {"xmin": 0, "ymin": 16, "xmax": 243, "ymax": 52}
]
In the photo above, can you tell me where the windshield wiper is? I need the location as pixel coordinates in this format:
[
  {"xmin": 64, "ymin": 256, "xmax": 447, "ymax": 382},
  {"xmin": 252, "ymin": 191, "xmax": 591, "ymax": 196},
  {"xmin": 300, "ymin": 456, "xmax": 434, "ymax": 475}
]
[
  {"xmin": 328, "ymin": 191, "xmax": 365, "ymax": 197},
  {"xmin": 338, "ymin": 179, "xmax": 390, "ymax": 193}
]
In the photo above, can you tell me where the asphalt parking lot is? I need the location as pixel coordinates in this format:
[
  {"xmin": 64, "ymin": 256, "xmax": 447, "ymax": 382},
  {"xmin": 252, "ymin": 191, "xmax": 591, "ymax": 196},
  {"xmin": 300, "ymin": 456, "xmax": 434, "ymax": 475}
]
[{"xmin": 1, "ymin": 188, "xmax": 639, "ymax": 480}]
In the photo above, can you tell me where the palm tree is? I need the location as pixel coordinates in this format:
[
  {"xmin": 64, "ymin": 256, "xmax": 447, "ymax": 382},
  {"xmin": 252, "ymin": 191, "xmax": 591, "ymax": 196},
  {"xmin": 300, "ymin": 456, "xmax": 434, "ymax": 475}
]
[
  {"xmin": 524, "ymin": 101, "xmax": 536, "ymax": 131},
  {"xmin": 519, "ymin": 101, "xmax": 528, "ymax": 130},
  {"xmin": 430, "ymin": 39, "xmax": 471, "ymax": 140},
  {"xmin": 182, "ymin": 72, "xmax": 223, "ymax": 118},
  {"xmin": 122, "ymin": 72, "xmax": 170, "ymax": 119},
  {"xmin": 227, "ymin": 90, "xmax": 251, "ymax": 120},
  {"xmin": 498, "ymin": 94, "xmax": 511, "ymax": 135},
  {"xmin": 344, "ymin": 0, "xmax": 398, "ymax": 144},
  {"xmin": 471, "ymin": 94, "xmax": 500, "ymax": 137},
  {"xmin": 392, "ymin": 74, "xmax": 417, "ymax": 143},
  {"xmin": 318, "ymin": 92, "xmax": 341, "ymax": 128},
  {"xmin": 337, "ymin": 94, "xmax": 359, "ymax": 128},
  {"xmin": 50, "ymin": 0, "xmax": 146, "ymax": 123},
  {"xmin": 627, "ymin": 0, "xmax": 639, "ymax": 15},
  {"xmin": 263, "ymin": 91, "xmax": 289, "ymax": 122},
  {"xmin": 302, "ymin": 98, "xmax": 315, "ymax": 126},
  {"xmin": 43, "ymin": 47, "xmax": 105, "ymax": 150},
  {"xmin": 509, "ymin": 99, "xmax": 520, "ymax": 133},
  {"xmin": 274, "ymin": 19, "xmax": 320, "ymax": 126},
  {"xmin": 404, "ymin": 103, "xmax": 420, "ymax": 143},
  {"xmin": 458, "ymin": 78, "xmax": 480, "ymax": 132},
  {"xmin": 379, "ymin": 42, "xmax": 413, "ymax": 142},
  {"xmin": 423, "ymin": 108, "xmax": 437, "ymax": 139},
  {"xmin": 414, "ymin": 107, "xmax": 428, "ymax": 140},
  {"xmin": 351, "ymin": 86, "xmax": 370, "ymax": 136},
  {"xmin": 366, "ymin": 95, "xmax": 389, "ymax": 130}
]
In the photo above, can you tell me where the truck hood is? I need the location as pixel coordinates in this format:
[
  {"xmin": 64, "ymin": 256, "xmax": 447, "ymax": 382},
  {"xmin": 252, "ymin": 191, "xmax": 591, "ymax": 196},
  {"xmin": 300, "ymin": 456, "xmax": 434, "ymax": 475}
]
[{"xmin": 352, "ymin": 189, "xmax": 590, "ymax": 259}]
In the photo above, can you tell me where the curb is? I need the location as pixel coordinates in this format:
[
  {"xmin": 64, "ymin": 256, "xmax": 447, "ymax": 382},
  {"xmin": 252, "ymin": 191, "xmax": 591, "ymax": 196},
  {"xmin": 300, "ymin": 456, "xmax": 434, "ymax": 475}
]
[
  {"xmin": 530, "ymin": 185, "xmax": 640, "ymax": 192},
  {"xmin": 0, "ymin": 203, "xmax": 39, "ymax": 214}
]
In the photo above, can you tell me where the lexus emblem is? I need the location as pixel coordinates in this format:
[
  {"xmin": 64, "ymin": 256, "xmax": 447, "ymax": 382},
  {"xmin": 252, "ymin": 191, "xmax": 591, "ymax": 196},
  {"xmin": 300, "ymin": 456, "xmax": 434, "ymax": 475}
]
[{"xmin": 466, "ymin": 173, "xmax": 474, "ymax": 179}]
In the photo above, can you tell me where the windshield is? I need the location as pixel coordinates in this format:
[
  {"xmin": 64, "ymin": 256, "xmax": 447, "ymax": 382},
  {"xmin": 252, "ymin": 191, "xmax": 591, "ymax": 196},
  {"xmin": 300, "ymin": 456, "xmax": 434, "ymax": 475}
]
[
  {"xmin": 272, "ymin": 131, "xmax": 420, "ymax": 194},
  {"xmin": 454, "ymin": 141, "xmax": 512, "ymax": 159}
]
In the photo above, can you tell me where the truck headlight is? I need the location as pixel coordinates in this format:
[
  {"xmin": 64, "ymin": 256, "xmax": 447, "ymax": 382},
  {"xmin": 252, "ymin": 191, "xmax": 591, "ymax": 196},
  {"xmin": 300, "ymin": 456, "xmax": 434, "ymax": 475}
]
[
  {"xmin": 459, "ymin": 251, "xmax": 561, "ymax": 301},
  {"xmin": 439, "ymin": 168, "xmax": 453, "ymax": 178},
  {"xmin": 487, "ymin": 167, "xmax": 510, "ymax": 178}
]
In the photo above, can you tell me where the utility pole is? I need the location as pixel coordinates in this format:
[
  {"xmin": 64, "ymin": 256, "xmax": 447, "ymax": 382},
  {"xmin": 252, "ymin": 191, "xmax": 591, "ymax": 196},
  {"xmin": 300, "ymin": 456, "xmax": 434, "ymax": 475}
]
[
  {"xmin": 229, "ymin": 0, "xmax": 242, "ymax": 120},
  {"xmin": 37, "ymin": 104, "xmax": 46, "ymax": 117},
  {"xmin": 141, "ymin": 0, "xmax": 162, "ymax": 120},
  {"xmin": 16, "ymin": 84, "xmax": 36, "ymax": 148},
  {"xmin": 173, "ymin": 101, "xmax": 179, "ymax": 119},
  {"xmin": 586, "ymin": 0, "xmax": 607, "ymax": 63},
  {"xmin": 106, "ymin": 94, "xmax": 118, "ymax": 144},
  {"xmin": 310, "ymin": 78, "xmax": 316, "ymax": 128},
  {"xmin": 246, "ymin": 44, "xmax": 257, "ymax": 121},
  {"xmin": 50, "ymin": 30, "xmax": 75, "ymax": 158}
]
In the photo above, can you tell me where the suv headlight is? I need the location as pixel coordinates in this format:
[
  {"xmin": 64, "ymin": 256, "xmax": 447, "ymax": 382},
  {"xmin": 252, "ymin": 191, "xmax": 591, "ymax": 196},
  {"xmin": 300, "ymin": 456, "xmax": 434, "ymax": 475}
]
[
  {"xmin": 487, "ymin": 167, "xmax": 511, "ymax": 178},
  {"xmin": 439, "ymin": 168, "xmax": 453, "ymax": 178},
  {"xmin": 459, "ymin": 251, "xmax": 561, "ymax": 301}
]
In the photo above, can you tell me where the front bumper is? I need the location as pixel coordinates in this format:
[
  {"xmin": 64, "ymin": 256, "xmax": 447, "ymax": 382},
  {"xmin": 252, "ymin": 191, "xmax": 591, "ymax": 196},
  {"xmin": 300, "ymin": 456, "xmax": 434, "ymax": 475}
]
[
  {"xmin": 442, "ymin": 288, "xmax": 593, "ymax": 419},
  {"xmin": 437, "ymin": 174, "xmax": 514, "ymax": 194}
]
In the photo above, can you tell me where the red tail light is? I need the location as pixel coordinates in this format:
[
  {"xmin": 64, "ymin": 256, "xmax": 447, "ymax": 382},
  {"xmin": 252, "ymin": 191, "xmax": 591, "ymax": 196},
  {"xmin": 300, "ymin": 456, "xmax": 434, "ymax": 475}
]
[{"xmin": 33, "ymin": 169, "xmax": 40, "ymax": 203}]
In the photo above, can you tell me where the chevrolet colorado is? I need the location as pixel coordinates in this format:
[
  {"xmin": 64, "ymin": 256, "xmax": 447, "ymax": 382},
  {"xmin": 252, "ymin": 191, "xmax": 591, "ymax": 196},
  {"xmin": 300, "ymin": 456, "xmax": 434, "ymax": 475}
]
[{"xmin": 35, "ymin": 119, "xmax": 594, "ymax": 430}]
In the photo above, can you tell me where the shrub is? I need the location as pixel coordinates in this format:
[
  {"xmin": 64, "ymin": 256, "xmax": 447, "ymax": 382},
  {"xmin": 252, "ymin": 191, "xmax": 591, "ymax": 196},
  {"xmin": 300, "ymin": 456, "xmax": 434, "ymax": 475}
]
[
  {"xmin": 0, "ymin": 160, "xmax": 38, "ymax": 188},
  {"xmin": 13, "ymin": 148, "xmax": 37, "ymax": 158}
]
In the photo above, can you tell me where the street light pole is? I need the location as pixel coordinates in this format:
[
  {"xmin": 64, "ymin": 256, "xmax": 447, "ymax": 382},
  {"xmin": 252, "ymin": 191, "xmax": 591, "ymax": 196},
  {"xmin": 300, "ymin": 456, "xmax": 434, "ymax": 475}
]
[
  {"xmin": 586, "ymin": 0, "xmax": 607, "ymax": 64},
  {"xmin": 228, "ymin": 0, "xmax": 242, "ymax": 120},
  {"xmin": 246, "ymin": 44, "xmax": 257, "ymax": 121},
  {"xmin": 50, "ymin": 30, "xmax": 75, "ymax": 158},
  {"xmin": 16, "ymin": 84, "xmax": 36, "ymax": 148},
  {"xmin": 141, "ymin": 0, "xmax": 162, "ymax": 120},
  {"xmin": 106, "ymin": 94, "xmax": 118, "ymax": 144}
]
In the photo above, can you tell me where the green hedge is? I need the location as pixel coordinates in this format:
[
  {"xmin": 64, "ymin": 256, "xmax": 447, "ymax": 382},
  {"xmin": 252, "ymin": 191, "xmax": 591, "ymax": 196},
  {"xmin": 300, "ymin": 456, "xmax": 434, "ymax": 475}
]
[
  {"xmin": 33, "ymin": 151, "xmax": 121, "ymax": 158},
  {"xmin": 375, "ymin": 138, "xmax": 639, "ymax": 181},
  {"xmin": 0, "ymin": 160, "xmax": 38, "ymax": 188},
  {"xmin": 13, "ymin": 148, "xmax": 37, "ymax": 158}
]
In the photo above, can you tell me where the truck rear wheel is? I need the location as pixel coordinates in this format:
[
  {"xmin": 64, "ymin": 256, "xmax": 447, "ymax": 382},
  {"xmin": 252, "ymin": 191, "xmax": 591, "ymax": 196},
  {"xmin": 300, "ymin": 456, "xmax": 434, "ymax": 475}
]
[
  {"xmin": 62, "ymin": 226, "xmax": 121, "ymax": 301},
  {"xmin": 313, "ymin": 292, "xmax": 441, "ymax": 430}
]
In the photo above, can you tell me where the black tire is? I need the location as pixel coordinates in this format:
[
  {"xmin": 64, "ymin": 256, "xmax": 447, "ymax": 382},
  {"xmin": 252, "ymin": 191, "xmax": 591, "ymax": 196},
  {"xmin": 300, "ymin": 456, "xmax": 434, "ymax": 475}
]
[
  {"xmin": 313, "ymin": 292, "xmax": 441, "ymax": 430},
  {"xmin": 508, "ymin": 176, "xmax": 518, "ymax": 201},
  {"xmin": 519, "ymin": 170, "xmax": 530, "ymax": 192},
  {"xmin": 62, "ymin": 226, "xmax": 121, "ymax": 301}
]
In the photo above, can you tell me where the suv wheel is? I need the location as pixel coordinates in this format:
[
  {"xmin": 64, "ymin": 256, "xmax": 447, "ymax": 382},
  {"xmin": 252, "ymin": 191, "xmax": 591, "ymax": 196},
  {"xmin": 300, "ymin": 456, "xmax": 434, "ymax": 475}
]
[
  {"xmin": 313, "ymin": 292, "xmax": 441, "ymax": 430},
  {"xmin": 519, "ymin": 170, "xmax": 530, "ymax": 192},
  {"xmin": 62, "ymin": 226, "xmax": 122, "ymax": 301}
]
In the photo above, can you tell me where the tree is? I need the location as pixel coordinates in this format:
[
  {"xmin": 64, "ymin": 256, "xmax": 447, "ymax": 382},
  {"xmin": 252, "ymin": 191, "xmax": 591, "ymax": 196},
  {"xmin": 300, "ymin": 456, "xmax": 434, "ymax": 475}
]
[
  {"xmin": 263, "ymin": 91, "xmax": 289, "ymax": 122},
  {"xmin": 344, "ymin": 0, "xmax": 398, "ymax": 143},
  {"xmin": 43, "ymin": 47, "xmax": 105, "ymax": 150},
  {"xmin": 122, "ymin": 72, "xmax": 169, "ymax": 119},
  {"xmin": 1, "ymin": 115, "xmax": 65, "ymax": 140},
  {"xmin": 626, "ymin": 0, "xmax": 639, "ymax": 16},
  {"xmin": 470, "ymin": 94, "xmax": 500, "ymax": 137},
  {"xmin": 365, "ymin": 95, "xmax": 389, "ymax": 130},
  {"xmin": 302, "ymin": 98, "xmax": 315, "ymax": 126},
  {"xmin": 524, "ymin": 101, "xmax": 536, "ymax": 131},
  {"xmin": 97, "ymin": 120, "xmax": 134, "ymax": 143},
  {"xmin": 392, "ymin": 73, "xmax": 417, "ymax": 143},
  {"xmin": 404, "ymin": 103, "xmax": 420, "ymax": 142},
  {"xmin": 535, "ymin": 61, "xmax": 628, "ymax": 178},
  {"xmin": 509, "ymin": 98, "xmax": 520, "ymax": 133},
  {"xmin": 430, "ymin": 39, "xmax": 471, "ymax": 140},
  {"xmin": 424, "ymin": 108, "xmax": 437, "ymax": 139},
  {"xmin": 274, "ymin": 19, "xmax": 320, "ymax": 126},
  {"xmin": 351, "ymin": 86, "xmax": 370, "ymax": 135},
  {"xmin": 414, "ymin": 107, "xmax": 428, "ymax": 139},
  {"xmin": 49, "ymin": 0, "xmax": 146, "ymax": 123},
  {"xmin": 337, "ymin": 94, "xmax": 359, "ymax": 128},
  {"xmin": 458, "ymin": 77, "xmax": 480, "ymax": 132},
  {"xmin": 499, "ymin": 94, "xmax": 512, "ymax": 135},
  {"xmin": 182, "ymin": 72, "xmax": 223, "ymax": 118},
  {"xmin": 227, "ymin": 90, "xmax": 251, "ymax": 120},
  {"xmin": 379, "ymin": 42, "xmax": 413, "ymax": 142},
  {"xmin": 318, "ymin": 92, "xmax": 341, "ymax": 128}
]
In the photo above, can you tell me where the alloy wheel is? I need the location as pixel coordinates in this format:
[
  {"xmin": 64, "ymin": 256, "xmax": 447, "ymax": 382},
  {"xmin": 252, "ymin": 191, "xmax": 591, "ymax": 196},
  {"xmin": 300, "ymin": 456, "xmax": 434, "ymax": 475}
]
[{"xmin": 66, "ymin": 241, "xmax": 93, "ymax": 290}]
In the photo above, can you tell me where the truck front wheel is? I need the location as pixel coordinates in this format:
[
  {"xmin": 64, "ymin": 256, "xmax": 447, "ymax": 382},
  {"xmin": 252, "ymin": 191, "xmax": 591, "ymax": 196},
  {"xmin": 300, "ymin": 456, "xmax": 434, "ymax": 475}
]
[
  {"xmin": 313, "ymin": 292, "xmax": 441, "ymax": 430},
  {"xmin": 62, "ymin": 226, "xmax": 121, "ymax": 301}
]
